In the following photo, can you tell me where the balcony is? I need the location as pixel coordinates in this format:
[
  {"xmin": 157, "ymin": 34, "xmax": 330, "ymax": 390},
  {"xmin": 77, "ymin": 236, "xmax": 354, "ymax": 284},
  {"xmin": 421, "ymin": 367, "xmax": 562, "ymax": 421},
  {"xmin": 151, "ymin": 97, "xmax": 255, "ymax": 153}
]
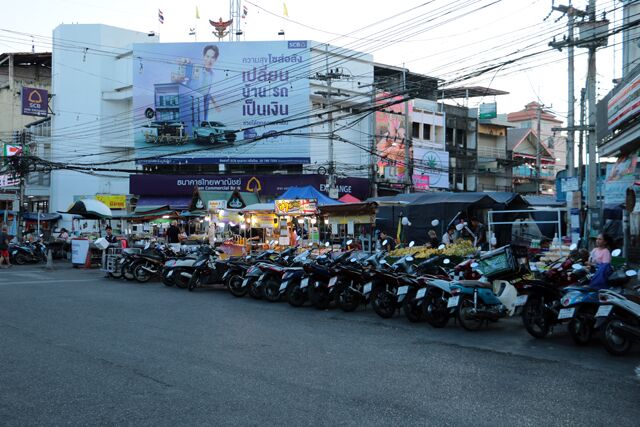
[{"xmin": 477, "ymin": 146, "xmax": 508, "ymax": 160}]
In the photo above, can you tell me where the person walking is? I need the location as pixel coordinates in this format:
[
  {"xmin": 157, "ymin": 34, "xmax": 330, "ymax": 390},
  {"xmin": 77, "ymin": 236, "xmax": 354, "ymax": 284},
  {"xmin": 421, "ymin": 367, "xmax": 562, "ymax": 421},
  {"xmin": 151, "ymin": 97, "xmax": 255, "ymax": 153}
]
[
  {"xmin": 0, "ymin": 225, "xmax": 12, "ymax": 268},
  {"xmin": 105, "ymin": 226, "xmax": 118, "ymax": 244},
  {"xmin": 166, "ymin": 221, "xmax": 180, "ymax": 244}
]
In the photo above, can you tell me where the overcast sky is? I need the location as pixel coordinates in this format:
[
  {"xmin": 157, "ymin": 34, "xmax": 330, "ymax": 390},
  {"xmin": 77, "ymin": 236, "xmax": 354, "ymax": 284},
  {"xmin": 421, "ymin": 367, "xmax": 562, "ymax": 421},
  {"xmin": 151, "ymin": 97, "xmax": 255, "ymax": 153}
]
[{"xmin": 0, "ymin": 0, "xmax": 621, "ymax": 121}]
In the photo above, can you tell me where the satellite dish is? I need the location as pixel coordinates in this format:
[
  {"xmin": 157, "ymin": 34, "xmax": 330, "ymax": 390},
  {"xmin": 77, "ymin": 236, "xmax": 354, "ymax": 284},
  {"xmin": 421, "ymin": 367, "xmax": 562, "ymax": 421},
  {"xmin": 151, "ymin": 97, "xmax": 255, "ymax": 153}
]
[{"xmin": 431, "ymin": 219, "xmax": 439, "ymax": 227}]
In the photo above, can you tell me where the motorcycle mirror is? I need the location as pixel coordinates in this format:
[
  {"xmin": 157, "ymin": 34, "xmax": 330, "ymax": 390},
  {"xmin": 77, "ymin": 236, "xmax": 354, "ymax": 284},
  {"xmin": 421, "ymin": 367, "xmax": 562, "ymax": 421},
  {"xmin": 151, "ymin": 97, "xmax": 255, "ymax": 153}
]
[
  {"xmin": 325, "ymin": 242, "xmax": 330, "ymax": 247},
  {"xmin": 346, "ymin": 239, "xmax": 353, "ymax": 246},
  {"xmin": 406, "ymin": 256, "xmax": 414, "ymax": 262},
  {"xmin": 246, "ymin": 255, "xmax": 252, "ymax": 260},
  {"xmin": 572, "ymin": 263, "xmax": 584, "ymax": 270},
  {"xmin": 380, "ymin": 260, "xmax": 388, "ymax": 265},
  {"xmin": 144, "ymin": 242, "xmax": 150, "ymax": 250},
  {"xmin": 443, "ymin": 259, "xmax": 450, "ymax": 265},
  {"xmin": 283, "ymin": 255, "xmax": 289, "ymax": 261},
  {"xmin": 308, "ymin": 242, "xmax": 314, "ymax": 247},
  {"xmin": 531, "ymin": 264, "xmax": 538, "ymax": 271},
  {"xmin": 382, "ymin": 239, "xmax": 388, "ymax": 246},
  {"xmin": 437, "ymin": 244, "xmax": 445, "ymax": 250},
  {"xmin": 455, "ymin": 223, "xmax": 464, "ymax": 231},
  {"xmin": 409, "ymin": 241, "xmax": 415, "ymax": 248},
  {"xmin": 569, "ymin": 243, "xmax": 578, "ymax": 251},
  {"xmin": 431, "ymin": 219, "xmax": 439, "ymax": 227},
  {"xmin": 350, "ymin": 257, "xmax": 357, "ymax": 263},
  {"xmin": 471, "ymin": 262, "xmax": 479, "ymax": 269},
  {"xmin": 625, "ymin": 269, "xmax": 638, "ymax": 277},
  {"xmin": 612, "ymin": 248, "xmax": 622, "ymax": 257}
]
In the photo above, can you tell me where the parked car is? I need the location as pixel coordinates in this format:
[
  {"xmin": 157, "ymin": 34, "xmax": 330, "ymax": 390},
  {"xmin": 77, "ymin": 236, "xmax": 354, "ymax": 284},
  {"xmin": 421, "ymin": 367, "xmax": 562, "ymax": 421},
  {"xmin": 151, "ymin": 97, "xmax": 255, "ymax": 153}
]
[{"xmin": 193, "ymin": 121, "xmax": 237, "ymax": 143}]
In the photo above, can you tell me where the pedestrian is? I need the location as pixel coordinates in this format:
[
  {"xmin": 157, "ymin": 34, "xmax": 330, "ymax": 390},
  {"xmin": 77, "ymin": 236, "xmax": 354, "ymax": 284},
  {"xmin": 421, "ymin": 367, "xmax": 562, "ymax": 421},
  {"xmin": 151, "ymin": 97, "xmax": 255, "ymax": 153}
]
[
  {"xmin": 588, "ymin": 233, "xmax": 613, "ymax": 267},
  {"xmin": 470, "ymin": 217, "xmax": 486, "ymax": 248},
  {"xmin": 58, "ymin": 228, "xmax": 69, "ymax": 241},
  {"xmin": 0, "ymin": 225, "xmax": 12, "ymax": 268},
  {"xmin": 427, "ymin": 229, "xmax": 440, "ymax": 248},
  {"xmin": 442, "ymin": 225, "xmax": 456, "ymax": 245},
  {"xmin": 379, "ymin": 231, "xmax": 396, "ymax": 251},
  {"xmin": 104, "ymin": 226, "xmax": 118, "ymax": 244},
  {"xmin": 166, "ymin": 221, "xmax": 180, "ymax": 244}
]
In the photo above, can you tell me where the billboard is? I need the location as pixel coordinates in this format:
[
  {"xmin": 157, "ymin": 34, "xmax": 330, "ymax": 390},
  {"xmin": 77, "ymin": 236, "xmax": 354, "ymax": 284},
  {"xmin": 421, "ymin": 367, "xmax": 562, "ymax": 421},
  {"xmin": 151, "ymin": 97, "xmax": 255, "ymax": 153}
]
[
  {"xmin": 376, "ymin": 93, "xmax": 411, "ymax": 184},
  {"xmin": 21, "ymin": 87, "xmax": 48, "ymax": 117},
  {"xmin": 413, "ymin": 147, "xmax": 449, "ymax": 189},
  {"xmin": 133, "ymin": 41, "xmax": 310, "ymax": 164}
]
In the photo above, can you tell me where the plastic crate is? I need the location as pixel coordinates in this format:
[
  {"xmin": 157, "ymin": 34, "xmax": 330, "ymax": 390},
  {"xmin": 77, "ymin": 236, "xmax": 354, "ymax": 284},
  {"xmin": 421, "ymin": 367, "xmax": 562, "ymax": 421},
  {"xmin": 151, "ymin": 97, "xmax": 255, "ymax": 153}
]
[{"xmin": 478, "ymin": 245, "xmax": 519, "ymax": 280}]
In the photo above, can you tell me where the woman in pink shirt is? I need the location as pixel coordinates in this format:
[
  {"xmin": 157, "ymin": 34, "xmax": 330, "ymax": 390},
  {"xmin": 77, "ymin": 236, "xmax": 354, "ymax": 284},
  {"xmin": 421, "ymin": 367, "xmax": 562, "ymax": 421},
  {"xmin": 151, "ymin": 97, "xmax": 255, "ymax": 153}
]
[{"xmin": 589, "ymin": 233, "xmax": 612, "ymax": 266}]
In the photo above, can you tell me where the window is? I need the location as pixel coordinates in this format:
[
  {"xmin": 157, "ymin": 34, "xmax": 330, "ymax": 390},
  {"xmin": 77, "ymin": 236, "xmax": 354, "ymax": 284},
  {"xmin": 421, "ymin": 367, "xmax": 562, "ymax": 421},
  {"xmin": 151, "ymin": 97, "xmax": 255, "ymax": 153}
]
[
  {"xmin": 446, "ymin": 127, "xmax": 454, "ymax": 143},
  {"xmin": 423, "ymin": 124, "xmax": 431, "ymax": 140},
  {"xmin": 412, "ymin": 122, "xmax": 420, "ymax": 139}
]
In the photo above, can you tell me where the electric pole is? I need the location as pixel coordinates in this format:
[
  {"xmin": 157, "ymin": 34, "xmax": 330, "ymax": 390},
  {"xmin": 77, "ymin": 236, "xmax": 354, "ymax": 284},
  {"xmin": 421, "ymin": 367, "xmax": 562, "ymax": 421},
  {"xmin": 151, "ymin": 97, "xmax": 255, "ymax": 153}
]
[
  {"xmin": 402, "ymin": 65, "xmax": 412, "ymax": 193},
  {"xmin": 536, "ymin": 104, "xmax": 542, "ymax": 195}
]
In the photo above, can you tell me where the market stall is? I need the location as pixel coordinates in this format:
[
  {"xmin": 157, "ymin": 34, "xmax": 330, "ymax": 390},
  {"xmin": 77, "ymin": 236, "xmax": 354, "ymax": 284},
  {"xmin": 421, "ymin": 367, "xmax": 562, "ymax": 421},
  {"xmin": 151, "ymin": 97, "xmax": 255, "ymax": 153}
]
[{"xmin": 319, "ymin": 202, "xmax": 377, "ymax": 251}]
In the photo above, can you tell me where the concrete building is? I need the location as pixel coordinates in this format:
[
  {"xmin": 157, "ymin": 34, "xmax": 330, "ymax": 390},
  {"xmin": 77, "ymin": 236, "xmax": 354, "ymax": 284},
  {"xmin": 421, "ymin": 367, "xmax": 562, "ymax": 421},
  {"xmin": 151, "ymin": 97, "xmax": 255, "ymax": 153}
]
[{"xmin": 476, "ymin": 117, "xmax": 513, "ymax": 192}]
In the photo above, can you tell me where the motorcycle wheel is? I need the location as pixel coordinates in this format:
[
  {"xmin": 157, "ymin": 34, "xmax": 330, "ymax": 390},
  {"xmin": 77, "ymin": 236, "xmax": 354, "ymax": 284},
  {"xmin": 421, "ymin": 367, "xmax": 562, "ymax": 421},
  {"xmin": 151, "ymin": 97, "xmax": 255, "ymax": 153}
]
[
  {"xmin": 337, "ymin": 287, "xmax": 360, "ymax": 312},
  {"xmin": 248, "ymin": 280, "xmax": 262, "ymax": 299},
  {"xmin": 522, "ymin": 296, "xmax": 551, "ymax": 339},
  {"xmin": 263, "ymin": 279, "xmax": 282, "ymax": 303},
  {"xmin": 603, "ymin": 318, "xmax": 633, "ymax": 356},
  {"xmin": 567, "ymin": 307, "xmax": 594, "ymax": 346},
  {"xmin": 109, "ymin": 258, "xmax": 124, "ymax": 279},
  {"xmin": 122, "ymin": 260, "xmax": 136, "ymax": 281},
  {"xmin": 161, "ymin": 268, "xmax": 175, "ymax": 287},
  {"xmin": 308, "ymin": 284, "xmax": 330, "ymax": 310},
  {"xmin": 402, "ymin": 289, "xmax": 423, "ymax": 323},
  {"xmin": 228, "ymin": 274, "xmax": 248, "ymax": 298},
  {"xmin": 458, "ymin": 296, "xmax": 484, "ymax": 332},
  {"xmin": 371, "ymin": 287, "xmax": 396, "ymax": 319},
  {"xmin": 173, "ymin": 269, "xmax": 190, "ymax": 289},
  {"xmin": 14, "ymin": 253, "xmax": 27, "ymax": 265},
  {"xmin": 288, "ymin": 283, "xmax": 306, "ymax": 307},
  {"xmin": 134, "ymin": 263, "xmax": 152, "ymax": 283},
  {"xmin": 188, "ymin": 271, "xmax": 201, "ymax": 292},
  {"xmin": 424, "ymin": 291, "xmax": 449, "ymax": 328}
]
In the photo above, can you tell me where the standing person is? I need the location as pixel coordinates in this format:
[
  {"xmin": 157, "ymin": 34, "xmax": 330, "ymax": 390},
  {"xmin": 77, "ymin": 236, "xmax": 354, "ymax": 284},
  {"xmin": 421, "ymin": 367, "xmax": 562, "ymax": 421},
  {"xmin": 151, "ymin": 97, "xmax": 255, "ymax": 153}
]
[
  {"xmin": 0, "ymin": 225, "xmax": 11, "ymax": 268},
  {"xmin": 470, "ymin": 217, "xmax": 486, "ymax": 248},
  {"xmin": 379, "ymin": 231, "xmax": 396, "ymax": 251},
  {"xmin": 58, "ymin": 228, "xmax": 69, "ymax": 241},
  {"xmin": 442, "ymin": 226, "xmax": 456, "ymax": 245},
  {"xmin": 588, "ymin": 233, "xmax": 613, "ymax": 266},
  {"xmin": 166, "ymin": 221, "xmax": 180, "ymax": 244},
  {"xmin": 104, "ymin": 226, "xmax": 118, "ymax": 244},
  {"xmin": 185, "ymin": 45, "xmax": 221, "ymax": 120},
  {"xmin": 426, "ymin": 229, "xmax": 440, "ymax": 248}
]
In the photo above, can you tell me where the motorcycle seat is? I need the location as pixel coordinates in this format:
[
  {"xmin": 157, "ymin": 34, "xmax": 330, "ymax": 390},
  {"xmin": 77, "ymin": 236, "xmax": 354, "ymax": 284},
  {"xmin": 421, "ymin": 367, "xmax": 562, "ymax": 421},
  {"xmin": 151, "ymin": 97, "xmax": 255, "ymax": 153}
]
[{"xmin": 457, "ymin": 280, "xmax": 493, "ymax": 289}]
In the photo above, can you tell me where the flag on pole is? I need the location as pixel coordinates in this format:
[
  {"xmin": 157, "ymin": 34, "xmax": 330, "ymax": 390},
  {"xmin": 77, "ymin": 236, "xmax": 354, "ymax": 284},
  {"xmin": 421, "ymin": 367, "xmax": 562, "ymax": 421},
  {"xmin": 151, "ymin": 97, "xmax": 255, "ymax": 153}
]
[
  {"xmin": 196, "ymin": 6, "xmax": 200, "ymax": 19},
  {"xmin": 283, "ymin": 2, "xmax": 288, "ymax": 17},
  {"xmin": 158, "ymin": 9, "xmax": 164, "ymax": 24}
]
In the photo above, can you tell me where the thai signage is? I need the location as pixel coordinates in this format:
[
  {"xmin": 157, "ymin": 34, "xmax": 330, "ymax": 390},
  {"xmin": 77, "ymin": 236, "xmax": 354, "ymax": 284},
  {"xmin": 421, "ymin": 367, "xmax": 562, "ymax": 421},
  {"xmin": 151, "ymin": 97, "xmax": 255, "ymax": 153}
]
[
  {"xmin": 129, "ymin": 174, "xmax": 370, "ymax": 200},
  {"xmin": 95, "ymin": 194, "xmax": 127, "ymax": 209},
  {"xmin": 608, "ymin": 72, "xmax": 640, "ymax": 131},
  {"xmin": 0, "ymin": 174, "xmax": 19, "ymax": 188},
  {"xmin": 208, "ymin": 200, "xmax": 227, "ymax": 212},
  {"xmin": 21, "ymin": 87, "xmax": 48, "ymax": 117},
  {"xmin": 132, "ymin": 41, "xmax": 310, "ymax": 165},
  {"xmin": 412, "ymin": 147, "xmax": 449, "ymax": 189},
  {"xmin": 275, "ymin": 199, "xmax": 316, "ymax": 215},
  {"xmin": 479, "ymin": 102, "xmax": 497, "ymax": 120},
  {"xmin": 604, "ymin": 151, "xmax": 639, "ymax": 204}
]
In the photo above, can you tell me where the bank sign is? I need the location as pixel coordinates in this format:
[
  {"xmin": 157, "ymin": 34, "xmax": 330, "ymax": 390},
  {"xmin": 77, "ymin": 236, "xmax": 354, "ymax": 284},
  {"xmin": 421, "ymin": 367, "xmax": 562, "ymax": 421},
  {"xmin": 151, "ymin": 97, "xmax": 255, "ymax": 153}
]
[
  {"xmin": 132, "ymin": 41, "xmax": 311, "ymax": 165},
  {"xmin": 21, "ymin": 87, "xmax": 48, "ymax": 117}
]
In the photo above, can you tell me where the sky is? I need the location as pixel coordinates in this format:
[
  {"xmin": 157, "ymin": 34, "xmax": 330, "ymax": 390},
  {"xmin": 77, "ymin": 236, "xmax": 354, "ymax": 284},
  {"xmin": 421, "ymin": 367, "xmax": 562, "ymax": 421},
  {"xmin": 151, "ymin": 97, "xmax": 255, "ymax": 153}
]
[{"xmin": 0, "ymin": 0, "xmax": 622, "ymax": 122}]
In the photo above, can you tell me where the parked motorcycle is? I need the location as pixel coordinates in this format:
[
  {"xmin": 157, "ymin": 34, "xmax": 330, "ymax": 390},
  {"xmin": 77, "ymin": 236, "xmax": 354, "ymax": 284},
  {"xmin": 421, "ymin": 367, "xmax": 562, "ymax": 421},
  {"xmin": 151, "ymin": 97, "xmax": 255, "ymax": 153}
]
[{"xmin": 596, "ymin": 281, "xmax": 640, "ymax": 355}]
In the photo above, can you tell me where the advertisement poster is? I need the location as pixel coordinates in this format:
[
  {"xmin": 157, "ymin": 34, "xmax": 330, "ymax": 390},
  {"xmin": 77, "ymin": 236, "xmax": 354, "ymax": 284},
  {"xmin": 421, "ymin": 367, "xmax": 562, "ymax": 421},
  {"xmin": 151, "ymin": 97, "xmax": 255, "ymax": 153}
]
[
  {"xmin": 412, "ymin": 147, "xmax": 449, "ymax": 189},
  {"xmin": 133, "ymin": 41, "xmax": 311, "ymax": 165},
  {"xmin": 604, "ymin": 151, "xmax": 639, "ymax": 204},
  {"xmin": 375, "ymin": 93, "xmax": 411, "ymax": 183}
]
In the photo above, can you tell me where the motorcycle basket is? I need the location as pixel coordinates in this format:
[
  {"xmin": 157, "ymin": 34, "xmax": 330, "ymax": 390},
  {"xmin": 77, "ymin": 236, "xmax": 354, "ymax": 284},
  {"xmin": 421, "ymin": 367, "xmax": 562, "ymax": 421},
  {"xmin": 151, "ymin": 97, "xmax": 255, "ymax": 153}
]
[{"xmin": 477, "ymin": 245, "xmax": 521, "ymax": 280}]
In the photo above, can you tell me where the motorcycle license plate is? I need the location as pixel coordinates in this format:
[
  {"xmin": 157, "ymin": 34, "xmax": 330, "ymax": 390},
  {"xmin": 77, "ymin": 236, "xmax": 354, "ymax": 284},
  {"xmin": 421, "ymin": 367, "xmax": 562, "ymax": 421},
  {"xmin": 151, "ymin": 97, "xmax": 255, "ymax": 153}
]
[
  {"xmin": 447, "ymin": 295, "xmax": 460, "ymax": 308},
  {"xmin": 397, "ymin": 286, "xmax": 409, "ymax": 296},
  {"xmin": 416, "ymin": 288, "xmax": 427, "ymax": 299},
  {"xmin": 363, "ymin": 282, "xmax": 373, "ymax": 295},
  {"xmin": 279, "ymin": 281, "xmax": 289, "ymax": 292},
  {"xmin": 557, "ymin": 308, "xmax": 575, "ymax": 319},
  {"xmin": 300, "ymin": 278, "xmax": 309, "ymax": 289},
  {"xmin": 596, "ymin": 305, "xmax": 613, "ymax": 318},
  {"xmin": 242, "ymin": 278, "xmax": 250, "ymax": 288},
  {"xmin": 328, "ymin": 277, "xmax": 338, "ymax": 288},
  {"xmin": 515, "ymin": 295, "xmax": 528, "ymax": 307}
]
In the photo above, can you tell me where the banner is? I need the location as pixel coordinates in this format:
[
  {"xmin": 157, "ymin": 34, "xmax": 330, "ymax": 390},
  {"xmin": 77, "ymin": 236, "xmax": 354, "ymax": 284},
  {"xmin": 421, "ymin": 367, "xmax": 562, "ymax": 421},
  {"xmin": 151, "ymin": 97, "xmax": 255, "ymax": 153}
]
[
  {"xmin": 21, "ymin": 87, "xmax": 48, "ymax": 117},
  {"xmin": 375, "ymin": 93, "xmax": 411, "ymax": 184},
  {"xmin": 274, "ymin": 199, "xmax": 316, "ymax": 215},
  {"xmin": 412, "ymin": 147, "xmax": 449, "ymax": 189},
  {"xmin": 95, "ymin": 194, "xmax": 127, "ymax": 209}
]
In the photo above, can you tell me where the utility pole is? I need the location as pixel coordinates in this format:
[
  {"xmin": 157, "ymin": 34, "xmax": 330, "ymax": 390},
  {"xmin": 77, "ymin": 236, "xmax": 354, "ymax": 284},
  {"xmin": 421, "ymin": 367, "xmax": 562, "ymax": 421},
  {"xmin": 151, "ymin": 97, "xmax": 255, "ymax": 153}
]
[
  {"xmin": 402, "ymin": 65, "xmax": 412, "ymax": 193},
  {"xmin": 370, "ymin": 88, "xmax": 378, "ymax": 198},
  {"xmin": 536, "ymin": 104, "xmax": 542, "ymax": 195},
  {"xmin": 312, "ymin": 44, "xmax": 350, "ymax": 199}
]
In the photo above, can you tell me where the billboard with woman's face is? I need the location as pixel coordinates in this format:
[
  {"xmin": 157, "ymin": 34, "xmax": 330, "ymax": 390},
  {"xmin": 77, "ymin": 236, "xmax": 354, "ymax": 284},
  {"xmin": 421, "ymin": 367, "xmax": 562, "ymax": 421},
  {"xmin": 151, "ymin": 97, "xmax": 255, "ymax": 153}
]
[{"xmin": 132, "ymin": 41, "xmax": 311, "ymax": 165}]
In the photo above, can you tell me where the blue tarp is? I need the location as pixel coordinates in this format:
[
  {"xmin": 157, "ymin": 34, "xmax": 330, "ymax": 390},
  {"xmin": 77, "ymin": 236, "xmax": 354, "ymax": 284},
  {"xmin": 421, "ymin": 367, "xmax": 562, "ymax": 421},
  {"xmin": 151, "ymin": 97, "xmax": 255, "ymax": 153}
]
[
  {"xmin": 277, "ymin": 186, "xmax": 342, "ymax": 206},
  {"xmin": 23, "ymin": 212, "xmax": 62, "ymax": 221}
]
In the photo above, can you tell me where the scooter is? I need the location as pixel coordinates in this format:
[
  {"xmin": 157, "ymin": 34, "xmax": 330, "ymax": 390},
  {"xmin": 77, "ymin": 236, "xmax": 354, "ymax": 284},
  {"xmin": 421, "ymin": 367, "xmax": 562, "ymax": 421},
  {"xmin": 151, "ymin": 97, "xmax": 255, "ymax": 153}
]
[{"xmin": 596, "ymin": 281, "xmax": 640, "ymax": 356}]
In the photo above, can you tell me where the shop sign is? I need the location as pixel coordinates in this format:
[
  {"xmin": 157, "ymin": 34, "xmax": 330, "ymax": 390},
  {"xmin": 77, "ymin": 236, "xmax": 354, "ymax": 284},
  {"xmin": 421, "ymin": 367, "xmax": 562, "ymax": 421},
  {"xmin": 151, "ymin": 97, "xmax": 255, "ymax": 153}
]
[
  {"xmin": 21, "ymin": 87, "xmax": 48, "ymax": 117},
  {"xmin": 412, "ymin": 174, "xmax": 430, "ymax": 191},
  {"xmin": 95, "ymin": 194, "xmax": 127, "ymax": 209},
  {"xmin": 208, "ymin": 200, "xmax": 227, "ymax": 212},
  {"xmin": 275, "ymin": 199, "xmax": 316, "ymax": 215},
  {"xmin": 604, "ymin": 152, "xmax": 639, "ymax": 204},
  {"xmin": 0, "ymin": 174, "xmax": 19, "ymax": 188}
]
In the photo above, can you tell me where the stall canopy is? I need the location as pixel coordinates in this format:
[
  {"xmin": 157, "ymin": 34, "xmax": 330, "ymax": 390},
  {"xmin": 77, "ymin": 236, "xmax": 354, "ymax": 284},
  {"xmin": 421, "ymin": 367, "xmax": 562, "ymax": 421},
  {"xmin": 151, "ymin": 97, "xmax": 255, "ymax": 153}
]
[
  {"xmin": 58, "ymin": 199, "xmax": 112, "ymax": 219},
  {"xmin": 277, "ymin": 186, "xmax": 341, "ymax": 206},
  {"xmin": 338, "ymin": 194, "xmax": 362, "ymax": 204},
  {"xmin": 23, "ymin": 212, "xmax": 62, "ymax": 221}
]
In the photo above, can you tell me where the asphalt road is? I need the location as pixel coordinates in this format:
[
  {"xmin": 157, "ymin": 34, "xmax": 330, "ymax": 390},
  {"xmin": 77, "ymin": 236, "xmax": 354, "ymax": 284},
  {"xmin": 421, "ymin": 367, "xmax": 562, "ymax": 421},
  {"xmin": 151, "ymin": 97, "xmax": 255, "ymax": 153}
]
[{"xmin": 0, "ymin": 263, "xmax": 638, "ymax": 426}]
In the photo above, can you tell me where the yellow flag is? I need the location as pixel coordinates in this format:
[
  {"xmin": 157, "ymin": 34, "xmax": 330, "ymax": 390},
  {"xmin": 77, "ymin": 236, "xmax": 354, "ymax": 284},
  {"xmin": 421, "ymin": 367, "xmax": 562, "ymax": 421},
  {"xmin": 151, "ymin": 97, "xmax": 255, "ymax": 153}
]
[
  {"xmin": 283, "ymin": 2, "xmax": 289, "ymax": 17},
  {"xmin": 196, "ymin": 6, "xmax": 200, "ymax": 19}
]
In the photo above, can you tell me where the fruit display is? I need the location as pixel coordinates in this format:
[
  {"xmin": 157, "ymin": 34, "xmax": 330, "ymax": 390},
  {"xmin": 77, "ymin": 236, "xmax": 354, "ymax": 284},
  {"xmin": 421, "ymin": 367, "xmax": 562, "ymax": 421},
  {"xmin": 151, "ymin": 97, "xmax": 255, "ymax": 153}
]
[{"xmin": 389, "ymin": 240, "xmax": 477, "ymax": 259}]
